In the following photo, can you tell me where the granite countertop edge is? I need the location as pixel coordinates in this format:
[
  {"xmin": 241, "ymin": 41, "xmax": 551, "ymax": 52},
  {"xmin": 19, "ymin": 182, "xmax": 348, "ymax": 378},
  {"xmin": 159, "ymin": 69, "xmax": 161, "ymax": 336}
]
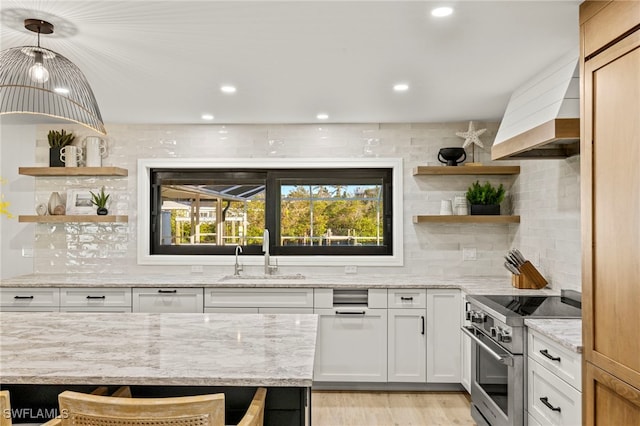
[
  {"xmin": 0, "ymin": 273, "xmax": 561, "ymax": 295},
  {"xmin": 525, "ymin": 318, "xmax": 583, "ymax": 354}
]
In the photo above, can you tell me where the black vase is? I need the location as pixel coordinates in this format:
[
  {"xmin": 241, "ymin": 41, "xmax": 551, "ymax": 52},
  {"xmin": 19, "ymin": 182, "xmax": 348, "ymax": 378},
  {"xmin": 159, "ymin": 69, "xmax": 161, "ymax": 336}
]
[
  {"xmin": 49, "ymin": 147, "xmax": 64, "ymax": 167},
  {"xmin": 96, "ymin": 207, "xmax": 108, "ymax": 216},
  {"xmin": 470, "ymin": 204, "xmax": 500, "ymax": 215}
]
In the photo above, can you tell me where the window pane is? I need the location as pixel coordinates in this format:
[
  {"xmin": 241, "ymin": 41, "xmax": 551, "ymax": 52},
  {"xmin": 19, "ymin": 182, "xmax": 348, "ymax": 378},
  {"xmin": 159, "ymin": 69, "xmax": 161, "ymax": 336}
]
[
  {"xmin": 280, "ymin": 183, "xmax": 384, "ymax": 247},
  {"xmin": 158, "ymin": 183, "xmax": 265, "ymax": 247}
]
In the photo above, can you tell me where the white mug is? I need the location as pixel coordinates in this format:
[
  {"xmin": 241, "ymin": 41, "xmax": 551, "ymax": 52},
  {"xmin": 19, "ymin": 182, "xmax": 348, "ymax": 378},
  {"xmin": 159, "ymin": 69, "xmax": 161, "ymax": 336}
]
[
  {"xmin": 60, "ymin": 145, "xmax": 83, "ymax": 167},
  {"xmin": 453, "ymin": 195, "xmax": 468, "ymax": 215},
  {"xmin": 83, "ymin": 137, "xmax": 108, "ymax": 167},
  {"xmin": 440, "ymin": 199, "xmax": 453, "ymax": 215}
]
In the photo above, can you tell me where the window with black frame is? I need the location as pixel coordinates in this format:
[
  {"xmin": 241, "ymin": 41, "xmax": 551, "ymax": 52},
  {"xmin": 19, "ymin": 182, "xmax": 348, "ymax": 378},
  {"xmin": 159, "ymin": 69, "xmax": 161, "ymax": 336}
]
[{"xmin": 150, "ymin": 168, "xmax": 392, "ymax": 256}]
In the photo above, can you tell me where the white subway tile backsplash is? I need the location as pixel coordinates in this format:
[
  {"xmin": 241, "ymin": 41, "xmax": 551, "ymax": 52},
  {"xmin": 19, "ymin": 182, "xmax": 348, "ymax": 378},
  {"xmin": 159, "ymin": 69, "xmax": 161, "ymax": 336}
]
[{"xmin": 25, "ymin": 122, "xmax": 580, "ymax": 289}]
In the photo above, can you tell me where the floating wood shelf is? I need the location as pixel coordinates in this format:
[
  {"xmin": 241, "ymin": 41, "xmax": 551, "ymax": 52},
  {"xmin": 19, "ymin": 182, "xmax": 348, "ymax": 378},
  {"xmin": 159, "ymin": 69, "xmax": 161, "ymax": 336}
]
[
  {"xmin": 413, "ymin": 215, "xmax": 520, "ymax": 224},
  {"xmin": 18, "ymin": 215, "xmax": 128, "ymax": 223},
  {"xmin": 412, "ymin": 166, "xmax": 520, "ymax": 176},
  {"xmin": 19, "ymin": 167, "xmax": 128, "ymax": 177}
]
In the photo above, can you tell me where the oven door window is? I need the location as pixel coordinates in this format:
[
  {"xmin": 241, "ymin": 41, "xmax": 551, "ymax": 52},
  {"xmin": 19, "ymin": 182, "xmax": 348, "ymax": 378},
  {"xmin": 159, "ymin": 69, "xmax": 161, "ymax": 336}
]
[{"xmin": 475, "ymin": 332, "xmax": 510, "ymax": 416}]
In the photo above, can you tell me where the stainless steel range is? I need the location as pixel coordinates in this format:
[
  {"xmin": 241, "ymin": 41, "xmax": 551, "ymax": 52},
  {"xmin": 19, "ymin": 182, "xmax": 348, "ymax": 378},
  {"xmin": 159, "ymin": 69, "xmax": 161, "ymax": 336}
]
[{"xmin": 462, "ymin": 291, "xmax": 581, "ymax": 426}]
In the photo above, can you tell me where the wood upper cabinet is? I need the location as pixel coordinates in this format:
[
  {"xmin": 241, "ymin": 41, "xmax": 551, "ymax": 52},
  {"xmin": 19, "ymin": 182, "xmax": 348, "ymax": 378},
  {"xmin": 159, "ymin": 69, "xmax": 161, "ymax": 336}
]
[{"xmin": 581, "ymin": 2, "xmax": 640, "ymax": 425}]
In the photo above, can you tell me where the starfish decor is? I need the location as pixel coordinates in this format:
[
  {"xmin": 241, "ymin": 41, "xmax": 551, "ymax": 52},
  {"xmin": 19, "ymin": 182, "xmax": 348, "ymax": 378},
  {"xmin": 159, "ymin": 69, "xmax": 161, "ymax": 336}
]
[{"xmin": 456, "ymin": 121, "xmax": 486, "ymax": 163}]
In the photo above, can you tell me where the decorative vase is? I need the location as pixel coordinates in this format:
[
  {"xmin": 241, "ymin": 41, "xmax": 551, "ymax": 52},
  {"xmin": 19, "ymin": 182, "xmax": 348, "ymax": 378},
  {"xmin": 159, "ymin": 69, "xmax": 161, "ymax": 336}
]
[
  {"xmin": 96, "ymin": 207, "xmax": 108, "ymax": 216},
  {"xmin": 49, "ymin": 147, "xmax": 64, "ymax": 167},
  {"xmin": 470, "ymin": 204, "xmax": 500, "ymax": 215},
  {"xmin": 48, "ymin": 191, "xmax": 65, "ymax": 215}
]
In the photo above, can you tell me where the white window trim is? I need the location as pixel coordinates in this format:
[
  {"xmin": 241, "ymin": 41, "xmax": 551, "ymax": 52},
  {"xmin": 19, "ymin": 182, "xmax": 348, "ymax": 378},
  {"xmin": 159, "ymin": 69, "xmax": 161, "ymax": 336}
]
[{"xmin": 137, "ymin": 157, "xmax": 403, "ymax": 266}]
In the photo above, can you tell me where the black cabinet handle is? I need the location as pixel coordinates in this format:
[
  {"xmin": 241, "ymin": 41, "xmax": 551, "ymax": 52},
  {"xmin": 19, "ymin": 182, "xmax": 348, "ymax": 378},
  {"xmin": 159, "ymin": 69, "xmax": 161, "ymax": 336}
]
[
  {"xmin": 540, "ymin": 397, "xmax": 561, "ymax": 412},
  {"xmin": 421, "ymin": 316, "xmax": 425, "ymax": 335},
  {"xmin": 86, "ymin": 295, "xmax": 106, "ymax": 299},
  {"xmin": 335, "ymin": 311, "xmax": 366, "ymax": 316},
  {"xmin": 540, "ymin": 349, "xmax": 561, "ymax": 362},
  {"xmin": 400, "ymin": 296, "xmax": 414, "ymax": 301},
  {"xmin": 158, "ymin": 289, "xmax": 178, "ymax": 294},
  {"xmin": 14, "ymin": 295, "xmax": 34, "ymax": 299}
]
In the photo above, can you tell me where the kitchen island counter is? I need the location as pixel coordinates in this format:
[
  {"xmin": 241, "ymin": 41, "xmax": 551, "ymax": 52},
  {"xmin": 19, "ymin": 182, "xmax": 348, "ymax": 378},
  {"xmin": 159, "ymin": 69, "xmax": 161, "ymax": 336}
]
[
  {"xmin": 0, "ymin": 311, "xmax": 317, "ymax": 387},
  {"xmin": 0, "ymin": 312, "xmax": 316, "ymax": 425}
]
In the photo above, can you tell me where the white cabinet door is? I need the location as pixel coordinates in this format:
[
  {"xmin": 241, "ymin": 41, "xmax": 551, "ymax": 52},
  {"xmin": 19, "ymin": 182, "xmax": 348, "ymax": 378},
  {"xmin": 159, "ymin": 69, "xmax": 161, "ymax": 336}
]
[
  {"xmin": 133, "ymin": 288, "xmax": 204, "ymax": 313},
  {"xmin": 426, "ymin": 289, "xmax": 461, "ymax": 383},
  {"xmin": 388, "ymin": 308, "xmax": 426, "ymax": 382},
  {"xmin": 461, "ymin": 293, "xmax": 472, "ymax": 393},
  {"xmin": 314, "ymin": 307, "xmax": 387, "ymax": 382}
]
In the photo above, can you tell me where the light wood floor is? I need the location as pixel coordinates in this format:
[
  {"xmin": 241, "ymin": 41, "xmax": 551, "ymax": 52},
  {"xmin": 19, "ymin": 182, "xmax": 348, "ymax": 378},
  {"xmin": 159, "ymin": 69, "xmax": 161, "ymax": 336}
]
[{"xmin": 312, "ymin": 391, "xmax": 476, "ymax": 426}]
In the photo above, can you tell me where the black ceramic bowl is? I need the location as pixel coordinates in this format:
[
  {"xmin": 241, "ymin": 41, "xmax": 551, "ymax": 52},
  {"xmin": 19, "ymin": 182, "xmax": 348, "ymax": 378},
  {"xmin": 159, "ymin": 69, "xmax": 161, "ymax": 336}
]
[{"xmin": 438, "ymin": 147, "xmax": 467, "ymax": 166}]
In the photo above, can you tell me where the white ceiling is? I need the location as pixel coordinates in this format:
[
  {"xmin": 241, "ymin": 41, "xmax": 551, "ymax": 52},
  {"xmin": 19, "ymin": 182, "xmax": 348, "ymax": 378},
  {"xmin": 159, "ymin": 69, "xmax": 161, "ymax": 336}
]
[{"xmin": 0, "ymin": 1, "xmax": 580, "ymax": 127}]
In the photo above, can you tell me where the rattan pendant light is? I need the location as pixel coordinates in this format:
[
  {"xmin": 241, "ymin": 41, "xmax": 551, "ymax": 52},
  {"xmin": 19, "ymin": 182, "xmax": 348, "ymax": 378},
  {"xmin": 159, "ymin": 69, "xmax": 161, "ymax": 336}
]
[{"xmin": 0, "ymin": 19, "xmax": 106, "ymax": 135}]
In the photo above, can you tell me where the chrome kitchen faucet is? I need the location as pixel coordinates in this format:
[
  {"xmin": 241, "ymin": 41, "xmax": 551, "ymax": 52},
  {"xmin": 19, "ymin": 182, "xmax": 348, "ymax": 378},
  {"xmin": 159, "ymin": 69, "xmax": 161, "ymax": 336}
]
[
  {"xmin": 234, "ymin": 245, "xmax": 243, "ymax": 276},
  {"xmin": 263, "ymin": 229, "xmax": 278, "ymax": 275}
]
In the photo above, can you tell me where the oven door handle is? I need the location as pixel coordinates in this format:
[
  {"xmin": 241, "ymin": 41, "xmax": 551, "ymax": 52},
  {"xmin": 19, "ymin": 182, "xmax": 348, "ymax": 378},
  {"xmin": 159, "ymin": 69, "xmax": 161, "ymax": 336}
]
[{"xmin": 461, "ymin": 326, "xmax": 514, "ymax": 367}]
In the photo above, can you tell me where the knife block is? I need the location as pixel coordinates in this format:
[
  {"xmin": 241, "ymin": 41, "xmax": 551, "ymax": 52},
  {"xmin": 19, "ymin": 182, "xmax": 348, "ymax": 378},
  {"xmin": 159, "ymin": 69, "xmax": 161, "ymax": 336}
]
[{"xmin": 511, "ymin": 261, "xmax": 548, "ymax": 289}]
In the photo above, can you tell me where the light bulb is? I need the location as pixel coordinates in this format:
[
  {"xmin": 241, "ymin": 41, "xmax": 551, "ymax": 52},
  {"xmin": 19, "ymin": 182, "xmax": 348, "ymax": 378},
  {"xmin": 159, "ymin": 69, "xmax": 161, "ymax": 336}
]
[{"xmin": 28, "ymin": 51, "xmax": 49, "ymax": 83}]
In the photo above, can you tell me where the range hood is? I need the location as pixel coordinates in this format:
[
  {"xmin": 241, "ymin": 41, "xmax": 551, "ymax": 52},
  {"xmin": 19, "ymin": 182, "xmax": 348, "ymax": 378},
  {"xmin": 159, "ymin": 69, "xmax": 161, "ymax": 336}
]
[{"xmin": 492, "ymin": 52, "xmax": 580, "ymax": 160}]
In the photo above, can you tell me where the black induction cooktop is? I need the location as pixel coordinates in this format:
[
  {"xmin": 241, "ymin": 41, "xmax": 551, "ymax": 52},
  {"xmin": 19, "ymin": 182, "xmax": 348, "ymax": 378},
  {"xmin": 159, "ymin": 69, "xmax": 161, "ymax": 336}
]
[{"xmin": 471, "ymin": 291, "xmax": 581, "ymax": 319}]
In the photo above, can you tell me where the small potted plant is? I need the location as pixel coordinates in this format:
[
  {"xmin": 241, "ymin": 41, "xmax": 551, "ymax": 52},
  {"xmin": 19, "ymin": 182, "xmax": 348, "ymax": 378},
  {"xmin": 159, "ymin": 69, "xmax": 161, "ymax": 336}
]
[
  {"xmin": 466, "ymin": 180, "xmax": 505, "ymax": 215},
  {"xmin": 90, "ymin": 187, "xmax": 110, "ymax": 215},
  {"xmin": 48, "ymin": 129, "xmax": 75, "ymax": 167}
]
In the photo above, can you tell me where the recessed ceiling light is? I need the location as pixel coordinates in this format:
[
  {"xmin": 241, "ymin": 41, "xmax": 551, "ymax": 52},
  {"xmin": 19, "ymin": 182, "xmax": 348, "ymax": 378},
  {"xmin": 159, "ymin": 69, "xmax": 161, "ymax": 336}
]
[
  {"xmin": 393, "ymin": 83, "xmax": 409, "ymax": 92},
  {"xmin": 431, "ymin": 7, "xmax": 453, "ymax": 17},
  {"xmin": 201, "ymin": 114, "xmax": 214, "ymax": 120},
  {"xmin": 317, "ymin": 113, "xmax": 329, "ymax": 120},
  {"xmin": 220, "ymin": 85, "xmax": 236, "ymax": 94},
  {"xmin": 54, "ymin": 87, "xmax": 69, "ymax": 94}
]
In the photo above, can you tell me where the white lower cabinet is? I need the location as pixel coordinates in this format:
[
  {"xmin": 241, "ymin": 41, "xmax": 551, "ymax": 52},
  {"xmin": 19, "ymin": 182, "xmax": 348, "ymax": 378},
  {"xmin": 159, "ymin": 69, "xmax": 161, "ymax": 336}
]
[
  {"xmin": 426, "ymin": 289, "xmax": 461, "ymax": 383},
  {"xmin": 314, "ymin": 307, "xmax": 388, "ymax": 382},
  {"xmin": 132, "ymin": 288, "xmax": 204, "ymax": 313},
  {"xmin": 387, "ymin": 288, "xmax": 426, "ymax": 383},
  {"xmin": 460, "ymin": 293, "xmax": 472, "ymax": 393},
  {"xmin": 313, "ymin": 288, "xmax": 387, "ymax": 383},
  {"xmin": 527, "ymin": 329, "xmax": 582, "ymax": 426},
  {"xmin": 387, "ymin": 308, "xmax": 426, "ymax": 382}
]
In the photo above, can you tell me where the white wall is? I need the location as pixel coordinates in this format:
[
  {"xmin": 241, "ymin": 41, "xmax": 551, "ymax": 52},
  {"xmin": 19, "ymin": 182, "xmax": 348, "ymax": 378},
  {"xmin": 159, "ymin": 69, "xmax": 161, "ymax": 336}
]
[
  {"xmin": 0, "ymin": 124, "xmax": 36, "ymax": 279},
  {"xmin": 0, "ymin": 122, "xmax": 581, "ymax": 291}
]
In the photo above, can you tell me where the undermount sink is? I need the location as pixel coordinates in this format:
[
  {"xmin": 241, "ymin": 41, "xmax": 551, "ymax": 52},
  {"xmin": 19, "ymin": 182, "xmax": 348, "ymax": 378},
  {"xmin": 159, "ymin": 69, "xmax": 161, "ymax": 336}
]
[{"xmin": 220, "ymin": 273, "xmax": 306, "ymax": 281}]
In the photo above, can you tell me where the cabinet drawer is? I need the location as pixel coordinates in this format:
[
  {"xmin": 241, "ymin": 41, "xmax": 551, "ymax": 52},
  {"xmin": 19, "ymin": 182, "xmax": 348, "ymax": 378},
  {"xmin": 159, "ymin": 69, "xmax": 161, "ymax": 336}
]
[
  {"xmin": 133, "ymin": 288, "xmax": 204, "ymax": 313},
  {"xmin": 60, "ymin": 288, "xmax": 131, "ymax": 308},
  {"xmin": 528, "ymin": 330, "xmax": 581, "ymax": 390},
  {"xmin": 528, "ymin": 359, "xmax": 581, "ymax": 426},
  {"xmin": 205, "ymin": 288, "xmax": 313, "ymax": 308},
  {"xmin": 387, "ymin": 289, "xmax": 426, "ymax": 309},
  {"xmin": 0, "ymin": 287, "xmax": 59, "ymax": 308}
]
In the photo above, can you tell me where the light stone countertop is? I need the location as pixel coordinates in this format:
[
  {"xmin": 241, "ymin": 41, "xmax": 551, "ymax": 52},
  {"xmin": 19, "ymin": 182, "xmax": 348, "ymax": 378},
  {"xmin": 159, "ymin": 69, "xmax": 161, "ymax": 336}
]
[
  {"xmin": 0, "ymin": 273, "xmax": 560, "ymax": 295},
  {"xmin": 525, "ymin": 318, "xmax": 583, "ymax": 354},
  {"xmin": 0, "ymin": 312, "xmax": 317, "ymax": 387}
]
